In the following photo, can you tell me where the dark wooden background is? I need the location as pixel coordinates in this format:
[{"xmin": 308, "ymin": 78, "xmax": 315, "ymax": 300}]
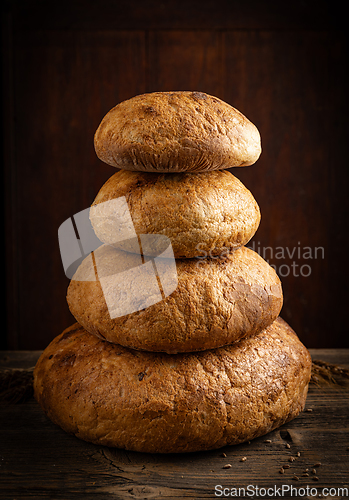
[{"xmin": 2, "ymin": 0, "xmax": 349, "ymax": 350}]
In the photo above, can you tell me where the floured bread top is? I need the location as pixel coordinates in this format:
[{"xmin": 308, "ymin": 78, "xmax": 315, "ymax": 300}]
[{"xmin": 94, "ymin": 91, "xmax": 261, "ymax": 172}]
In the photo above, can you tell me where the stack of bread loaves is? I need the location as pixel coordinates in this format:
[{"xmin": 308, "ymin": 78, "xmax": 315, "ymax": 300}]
[{"xmin": 34, "ymin": 91, "xmax": 312, "ymax": 453}]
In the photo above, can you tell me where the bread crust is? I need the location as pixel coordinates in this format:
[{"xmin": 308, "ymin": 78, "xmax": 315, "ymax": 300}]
[
  {"xmin": 33, "ymin": 318, "xmax": 311, "ymax": 453},
  {"xmin": 66, "ymin": 246, "xmax": 283, "ymax": 353},
  {"xmin": 94, "ymin": 91, "xmax": 261, "ymax": 172},
  {"xmin": 90, "ymin": 170, "xmax": 261, "ymax": 259}
]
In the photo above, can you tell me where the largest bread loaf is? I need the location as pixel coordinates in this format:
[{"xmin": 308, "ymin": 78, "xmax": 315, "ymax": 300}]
[{"xmin": 33, "ymin": 318, "xmax": 311, "ymax": 453}]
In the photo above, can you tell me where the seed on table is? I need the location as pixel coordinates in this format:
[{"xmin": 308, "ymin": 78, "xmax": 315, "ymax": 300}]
[
  {"xmin": 264, "ymin": 439, "xmax": 272, "ymax": 443},
  {"xmin": 283, "ymin": 464, "xmax": 290, "ymax": 469},
  {"xmin": 220, "ymin": 453, "xmax": 227, "ymax": 458},
  {"xmin": 240, "ymin": 457, "xmax": 247, "ymax": 462},
  {"xmin": 293, "ymin": 475, "xmax": 300, "ymax": 481},
  {"xmin": 286, "ymin": 443, "xmax": 291, "ymax": 449},
  {"xmin": 306, "ymin": 408, "xmax": 313, "ymax": 412},
  {"xmin": 302, "ymin": 473, "xmax": 309, "ymax": 477},
  {"xmin": 223, "ymin": 464, "xmax": 232, "ymax": 469},
  {"xmin": 312, "ymin": 468, "xmax": 317, "ymax": 474},
  {"xmin": 279, "ymin": 468, "xmax": 285, "ymax": 474},
  {"xmin": 314, "ymin": 462, "xmax": 321, "ymax": 467},
  {"xmin": 313, "ymin": 476, "xmax": 319, "ymax": 481},
  {"xmin": 289, "ymin": 457, "xmax": 296, "ymax": 462},
  {"xmin": 296, "ymin": 451, "xmax": 301, "ymax": 457}
]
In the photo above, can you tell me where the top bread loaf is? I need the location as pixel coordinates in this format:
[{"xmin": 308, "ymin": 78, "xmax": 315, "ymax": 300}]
[{"xmin": 94, "ymin": 91, "xmax": 261, "ymax": 173}]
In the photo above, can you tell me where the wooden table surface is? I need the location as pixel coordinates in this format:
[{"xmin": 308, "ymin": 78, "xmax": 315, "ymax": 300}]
[{"xmin": 1, "ymin": 349, "xmax": 348, "ymax": 500}]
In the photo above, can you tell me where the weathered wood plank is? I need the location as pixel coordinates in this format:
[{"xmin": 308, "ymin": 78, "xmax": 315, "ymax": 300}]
[
  {"xmin": 0, "ymin": 392, "xmax": 348, "ymax": 497},
  {"xmin": 0, "ymin": 351, "xmax": 42, "ymax": 369},
  {"xmin": 0, "ymin": 350, "xmax": 348, "ymax": 498}
]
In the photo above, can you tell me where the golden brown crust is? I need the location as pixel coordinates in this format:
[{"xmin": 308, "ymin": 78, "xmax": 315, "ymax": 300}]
[
  {"xmin": 33, "ymin": 318, "xmax": 311, "ymax": 453},
  {"xmin": 90, "ymin": 170, "xmax": 261, "ymax": 259},
  {"xmin": 94, "ymin": 91, "xmax": 261, "ymax": 172},
  {"xmin": 66, "ymin": 246, "xmax": 283, "ymax": 353}
]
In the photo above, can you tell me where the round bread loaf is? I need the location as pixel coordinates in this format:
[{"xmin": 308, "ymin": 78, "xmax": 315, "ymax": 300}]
[
  {"xmin": 89, "ymin": 170, "xmax": 261, "ymax": 259},
  {"xmin": 66, "ymin": 246, "xmax": 283, "ymax": 353},
  {"xmin": 94, "ymin": 91, "xmax": 261, "ymax": 172},
  {"xmin": 33, "ymin": 318, "xmax": 311, "ymax": 453}
]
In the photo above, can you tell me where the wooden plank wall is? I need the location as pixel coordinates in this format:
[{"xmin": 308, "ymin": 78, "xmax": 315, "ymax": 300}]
[{"xmin": 2, "ymin": 0, "xmax": 349, "ymax": 349}]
